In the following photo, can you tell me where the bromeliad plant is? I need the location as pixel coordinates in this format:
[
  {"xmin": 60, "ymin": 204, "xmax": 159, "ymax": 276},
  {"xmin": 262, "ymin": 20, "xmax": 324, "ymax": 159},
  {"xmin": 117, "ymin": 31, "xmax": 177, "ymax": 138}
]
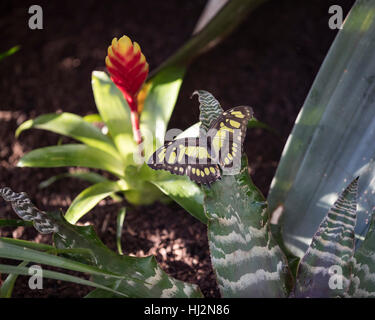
[{"xmin": 2, "ymin": 0, "xmax": 375, "ymax": 298}]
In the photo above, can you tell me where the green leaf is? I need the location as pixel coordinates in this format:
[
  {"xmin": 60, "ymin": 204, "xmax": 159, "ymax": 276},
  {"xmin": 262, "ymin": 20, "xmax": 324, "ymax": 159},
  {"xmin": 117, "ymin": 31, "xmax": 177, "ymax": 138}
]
[
  {"xmin": 293, "ymin": 178, "xmax": 358, "ymax": 298},
  {"xmin": 116, "ymin": 207, "xmax": 126, "ymax": 255},
  {"xmin": 91, "ymin": 71, "xmax": 136, "ymax": 164},
  {"xmin": 1, "ymin": 187, "xmax": 203, "ymax": 298},
  {"xmin": 150, "ymin": 173, "xmax": 206, "ymax": 224},
  {"xmin": 65, "ymin": 180, "xmax": 129, "ymax": 224},
  {"xmin": 0, "ymin": 261, "xmax": 28, "ymax": 298},
  {"xmin": 16, "ymin": 113, "xmax": 120, "ymax": 159},
  {"xmin": 248, "ymin": 117, "xmax": 278, "ymax": 136},
  {"xmin": 83, "ymin": 114, "xmax": 103, "ymax": 123},
  {"xmin": 0, "ymin": 45, "xmax": 20, "ymax": 61},
  {"xmin": 150, "ymin": 0, "xmax": 268, "ymax": 77},
  {"xmin": 140, "ymin": 66, "xmax": 185, "ymax": 158},
  {"xmin": 267, "ymin": 0, "xmax": 375, "ymax": 257},
  {"xmin": 0, "ymin": 239, "xmax": 123, "ymax": 279},
  {"xmin": 0, "ymin": 237, "xmax": 55, "ymax": 251},
  {"xmin": 0, "ymin": 263, "xmax": 128, "ymax": 297},
  {"xmin": 38, "ymin": 171, "xmax": 110, "ymax": 189},
  {"xmin": 0, "ymin": 219, "xmax": 32, "ymax": 228},
  {"xmin": 203, "ymin": 156, "xmax": 289, "ymax": 297},
  {"xmin": 193, "ymin": 90, "xmax": 223, "ymax": 133},
  {"xmin": 18, "ymin": 144, "xmax": 125, "ymax": 178},
  {"xmin": 348, "ymin": 210, "xmax": 375, "ymax": 297}
]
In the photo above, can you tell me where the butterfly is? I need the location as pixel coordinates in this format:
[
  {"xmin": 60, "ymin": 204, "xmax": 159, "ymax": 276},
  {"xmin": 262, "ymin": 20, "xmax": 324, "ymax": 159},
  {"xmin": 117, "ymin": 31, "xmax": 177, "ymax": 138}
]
[{"xmin": 147, "ymin": 106, "xmax": 253, "ymax": 185}]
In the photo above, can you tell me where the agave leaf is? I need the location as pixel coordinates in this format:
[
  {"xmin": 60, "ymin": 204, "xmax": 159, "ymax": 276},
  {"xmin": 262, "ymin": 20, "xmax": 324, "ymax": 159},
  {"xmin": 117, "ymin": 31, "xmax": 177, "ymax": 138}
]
[
  {"xmin": 194, "ymin": 90, "xmax": 223, "ymax": 133},
  {"xmin": 15, "ymin": 113, "xmax": 120, "ymax": 159},
  {"xmin": 17, "ymin": 144, "xmax": 125, "ymax": 178},
  {"xmin": 0, "ymin": 187, "xmax": 202, "ymax": 298},
  {"xmin": 91, "ymin": 71, "xmax": 136, "ymax": 164},
  {"xmin": 293, "ymin": 178, "xmax": 358, "ymax": 298},
  {"xmin": 64, "ymin": 180, "xmax": 129, "ymax": 224},
  {"xmin": 204, "ymin": 156, "xmax": 289, "ymax": 297},
  {"xmin": 348, "ymin": 211, "xmax": 375, "ymax": 297},
  {"xmin": 267, "ymin": 0, "xmax": 375, "ymax": 257}
]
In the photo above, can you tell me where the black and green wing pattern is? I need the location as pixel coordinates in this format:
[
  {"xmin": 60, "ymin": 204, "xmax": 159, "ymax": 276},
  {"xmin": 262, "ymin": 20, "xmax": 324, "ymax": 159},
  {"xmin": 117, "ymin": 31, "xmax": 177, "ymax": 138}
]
[
  {"xmin": 208, "ymin": 106, "xmax": 253, "ymax": 169},
  {"xmin": 148, "ymin": 137, "xmax": 221, "ymax": 185},
  {"xmin": 148, "ymin": 106, "xmax": 253, "ymax": 185}
]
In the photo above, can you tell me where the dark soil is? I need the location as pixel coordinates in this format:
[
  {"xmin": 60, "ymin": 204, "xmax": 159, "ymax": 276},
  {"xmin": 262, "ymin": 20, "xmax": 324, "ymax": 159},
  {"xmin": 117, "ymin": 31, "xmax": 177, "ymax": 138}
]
[{"xmin": 0, "ymin": 0, "xmax": 354, "ymax": 297}]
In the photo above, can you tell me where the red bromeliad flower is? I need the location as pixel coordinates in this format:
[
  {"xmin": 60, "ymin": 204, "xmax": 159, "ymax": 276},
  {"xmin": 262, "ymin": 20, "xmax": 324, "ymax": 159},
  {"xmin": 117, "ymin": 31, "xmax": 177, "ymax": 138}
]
[{"xmin": 105, "ymin": 35, "xmax": 149, "ymax": 145}]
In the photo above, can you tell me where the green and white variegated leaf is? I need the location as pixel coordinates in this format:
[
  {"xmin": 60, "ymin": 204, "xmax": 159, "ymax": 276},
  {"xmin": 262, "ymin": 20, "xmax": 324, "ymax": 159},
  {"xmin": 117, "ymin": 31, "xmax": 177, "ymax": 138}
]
[
  {"xmin": 0, "ymin": 187, "xmax": 57, "ymax": 234},
  {"xmin": 293, "ymin": 178, "xmax": 358, "ymax": 298},
  {"xmin": 347, "ymin": 211, "xmax": 375, "ymax": 297},
  {"xmin": 267, "ymin": 0, "xmax": 375, "ymax": 257},
  {"xmin": 0, "ymin": 187, "xmax": 202, "ymax": 298},
  {"xmin": 193, "ymin": 90, "xmax": 223, "ymax": 133},
  {"xmin": 204, "ymin": 156, "xmax": 290, "ymax": 297}
]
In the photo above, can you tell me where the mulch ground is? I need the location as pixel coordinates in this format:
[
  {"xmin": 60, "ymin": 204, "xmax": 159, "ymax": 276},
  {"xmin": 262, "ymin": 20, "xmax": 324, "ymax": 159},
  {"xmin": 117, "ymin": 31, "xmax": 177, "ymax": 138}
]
[{"xmin": 0, "ymin": 0, "xmax": 354, "ymax": 297}]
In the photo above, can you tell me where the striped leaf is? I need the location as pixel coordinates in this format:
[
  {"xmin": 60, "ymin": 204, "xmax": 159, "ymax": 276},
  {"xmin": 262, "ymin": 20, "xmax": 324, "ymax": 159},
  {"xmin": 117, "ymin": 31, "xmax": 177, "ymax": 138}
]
[
  {"xmin": 0, "ymin": 187, "xmax": 57, "ymax": 234},
  {"xmin": 348, "ymin": 211, "xmax": 375, "ymax": 297},
  {"xmin": 293, "ymin": 178, "xmax": 358, "ymax": 298},
  {"xmin": 0, "ymin": 187, "xmax": 202, "ymax": 298},
  {"xmin": 193, "ymin": 90, "xmax": 223, "ymax": 133},
  {"xmin": 204, "ymin": 156, "xmax": 290, "ymax": 297},
  {"xmin": 267, "ymin": 0, "xmax": 375, "ymax": 258}
]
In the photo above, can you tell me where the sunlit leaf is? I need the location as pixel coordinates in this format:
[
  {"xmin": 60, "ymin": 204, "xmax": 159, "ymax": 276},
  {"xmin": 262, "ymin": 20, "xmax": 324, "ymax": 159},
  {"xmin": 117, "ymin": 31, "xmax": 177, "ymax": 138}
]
[
  {"xmin": 65, "ymin": 180, "xmax": 129, "ymax": 224},
  {"xmin": 293, "ymin": 178, "xmax": 358, "ymax": 297},
  {"xmin": 16, "ymin": 113, "xmax": 120, "ymax": 159},
  {"xmin": 91, "ymin": 71, "xmax": 136, "ymax": 164},
  {"xmin": 267, "ymin": 0, "xmax": 375, "ymax": 257},
  {"xmin": 204, "ymin": 156, "xmax": 290, "ymax": 297},
  {"xmin": 18, "ymin": 144, "xmax": 125, "ymax": 178}
]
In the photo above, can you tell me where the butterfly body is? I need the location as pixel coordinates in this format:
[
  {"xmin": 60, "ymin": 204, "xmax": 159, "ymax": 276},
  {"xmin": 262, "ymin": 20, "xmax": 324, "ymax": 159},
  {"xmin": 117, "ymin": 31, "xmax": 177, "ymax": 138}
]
[{"xmin": 148, "ymin": 106, "xmax": 253, "ymax": 185}]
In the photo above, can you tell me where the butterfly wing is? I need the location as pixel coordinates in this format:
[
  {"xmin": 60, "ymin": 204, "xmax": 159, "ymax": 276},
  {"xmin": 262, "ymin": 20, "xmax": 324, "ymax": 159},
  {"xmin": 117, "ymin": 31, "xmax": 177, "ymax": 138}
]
[
  {"xmin": 147, "ymin": 137, "xmax": 221, "ymax": 185},
  {"xmin": 208, "ymin": 106, "xmax": 253, "ymax": 170}
]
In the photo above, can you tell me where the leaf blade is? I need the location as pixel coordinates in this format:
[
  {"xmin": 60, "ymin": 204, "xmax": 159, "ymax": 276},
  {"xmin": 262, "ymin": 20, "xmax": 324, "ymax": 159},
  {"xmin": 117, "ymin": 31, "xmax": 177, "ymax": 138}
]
[{"xmin": 18, "ymin": 144, "xmax": 125, "ymax": 178}]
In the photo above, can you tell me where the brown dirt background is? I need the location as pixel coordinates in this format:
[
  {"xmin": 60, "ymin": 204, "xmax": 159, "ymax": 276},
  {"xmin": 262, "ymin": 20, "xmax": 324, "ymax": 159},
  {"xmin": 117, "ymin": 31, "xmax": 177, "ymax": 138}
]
[{"xmin": 0, "ymin": 0, "xmax": 354, "ymax": 297}]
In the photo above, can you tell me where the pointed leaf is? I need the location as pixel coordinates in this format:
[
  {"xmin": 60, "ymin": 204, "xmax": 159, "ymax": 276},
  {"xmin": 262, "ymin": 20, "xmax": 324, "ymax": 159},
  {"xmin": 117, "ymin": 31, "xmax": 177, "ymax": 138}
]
[
  {"xmin": 91, "ymin": 71, "xmax": 136, "ymax": 164},
  {"xmin": 0, "ymin": 261, "xmax": 28, "ymax": 298},
  {"xmin": 204, "ymin": 156, "xmax": 289, "ymax": 297},
  {"xmin": 18, "ymin": 144, "xmax": 125, "ymax": 178},
  {"xmin": 293, "ymin": 178, "xmax": 358, "ymax": 298},
  {"xmin": 140, "ymin": 66, "xmax": 185, "ymax": 157},
  {"xmin": 16, "ymin": 113, "xmax": 120, "ymax": 159},
  {"xmin": 65, "ymin": 180, "xmax": 129, "ymax": 224},
  {"xmin": 267, "ymin": 0, "xmax": 375, "ymax": 257},
  {"xmin": 0, "ymin": 187, "xmax": 202, "ymax": 298},
  {"xmin": 348, "ymin": 211, "xmax": 375, "ymax": 297},
  {"xmin": 0, "ymin": 263, "xmax": 128, "ymax": 297},
  {"xmin": 38, "ymin": 171, "xmax": 110, "ymax": 189}
]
